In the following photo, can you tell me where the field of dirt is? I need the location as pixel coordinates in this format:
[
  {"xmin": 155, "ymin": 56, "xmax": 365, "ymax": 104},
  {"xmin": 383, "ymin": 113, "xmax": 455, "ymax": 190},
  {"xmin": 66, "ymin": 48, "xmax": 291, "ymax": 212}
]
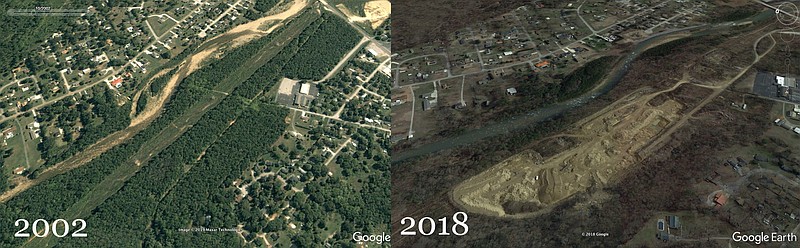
[
  {"xmin": 392, "ymin": 18, "xmax": 786, "ymax": 247},
  {"xmin": 452, "ymin": 19, "xmax": 780, "ymax": 218},
  {"xmin": 363, "ymin": 1, "xmax": 390, "ymax": 28},
  {"xmin": 453, "ymin": 85, "xmax": 687, "ymax": 217},
  {"xmin": 338, "ymin": 1, "xmax": 390, "ymax": 29},
  {"xmin": 228, "ymin": 0, "xmax": 307, "ymax": 35},
  {"xmin": 390, "ymin": 87, "xmax": 414, "ymax": 138},
  {"xmin": 277, "ymin": 77, "xmax": 299, "ymax": 96}
]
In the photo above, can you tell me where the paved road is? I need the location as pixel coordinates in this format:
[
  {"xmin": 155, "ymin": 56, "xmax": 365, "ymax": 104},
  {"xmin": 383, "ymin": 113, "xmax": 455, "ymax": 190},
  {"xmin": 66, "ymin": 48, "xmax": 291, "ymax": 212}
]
[
  {"xmin": 315, "ymin": 37, "xmax": 370, "ymax": 83},
  {"xmin": 392, "ymin": 22, "xmax": 721, "ymax": 162},
  {"xmin": 319, "ymin": 0, "xmax": 390, "ymax": 55},
  {"xmin": 392, "ymin": 0, "xmax": 676, "ymax": 90},
  {"xmin": 0, "ymin": 4, "xmax": 203, "ymax": 124},
  {"xmin": 289, "ymin": 106, "xmax": 389, "ymax": 132},
  {"xmin": 198, "ymin": 0, "xmax": 244, "ymax": 37}
]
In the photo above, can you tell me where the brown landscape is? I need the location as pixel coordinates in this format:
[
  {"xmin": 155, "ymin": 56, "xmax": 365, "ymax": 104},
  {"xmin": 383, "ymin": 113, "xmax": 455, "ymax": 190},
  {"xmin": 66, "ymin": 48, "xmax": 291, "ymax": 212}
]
[
  {"xmin": 392, "ymin": 9, "xmax": 800, "ymax": 246},
  {"xmin": 393, "ymin": 0, "xmax": 532, "ymax": 50}
]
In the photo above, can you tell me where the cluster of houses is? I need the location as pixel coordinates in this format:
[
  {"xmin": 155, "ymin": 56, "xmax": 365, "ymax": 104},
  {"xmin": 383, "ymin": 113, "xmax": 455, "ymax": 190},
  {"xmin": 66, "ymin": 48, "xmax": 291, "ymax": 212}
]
[
  {"xmin": 656, "ymin": 215, "xmax": 681, "ymax": 241},
  {"xmin": 0, "ymin": 77, "xmax": 45, "ymax": 116}
]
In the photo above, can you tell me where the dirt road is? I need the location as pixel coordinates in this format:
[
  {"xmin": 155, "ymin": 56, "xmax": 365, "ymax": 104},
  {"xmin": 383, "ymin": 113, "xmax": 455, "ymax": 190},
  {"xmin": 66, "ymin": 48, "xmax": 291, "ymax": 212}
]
[
  {"xmin": 314, "ymin": 37, "xmax": 369, "ymax": 83},
  {"xmin": 450, "ymin": 27, "xmax": 780, "ymax": 218}
]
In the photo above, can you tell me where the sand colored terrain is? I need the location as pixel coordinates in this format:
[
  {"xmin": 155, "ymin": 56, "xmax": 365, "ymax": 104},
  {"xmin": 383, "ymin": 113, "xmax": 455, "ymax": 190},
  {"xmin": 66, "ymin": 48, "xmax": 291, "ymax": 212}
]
[
  {"xmin": 452, "ymin": 25, "xmax": 783, "ymax": 218},
  {"xmin": 363, "ymin": 1, "xmax": 390, "ymax": 28},
  {"xmin": 453, "ymin": 91, "xmax": 686, "ymax": 217},
  {"xmin": 130, "ymin": 68, "xmax": 171, "ymax": 117},
  {"xmin": 130, "ymin": 48, "xmax": 217, "ymax": 127},
  {"xmin": 228, "ymin": 0, "xmax": 307, "ymax": 35},
  {"xmin": 0, "ymin": 0, "xmax": 309, "ymax": 203},
  {"xmin": 277, "ymin": 77, "xmax": 300, "ymax": 96},
  {"xmin": 338, "ymin": 1, "xmax": 390, "ymax": 29}
]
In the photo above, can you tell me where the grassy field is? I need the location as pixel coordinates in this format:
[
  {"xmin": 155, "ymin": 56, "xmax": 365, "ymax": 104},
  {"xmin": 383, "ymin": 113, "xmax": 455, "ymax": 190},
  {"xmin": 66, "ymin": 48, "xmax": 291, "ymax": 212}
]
[
  {"xmin": 4, "ymin": 117, "xmax": 43, "ymax": 174},
  {"xmin": 329, "ymin": 0, "xmax": 369, "ymax": 16},
  {"xmin": 146, "ymin": 16, "xmax": 177, "ymax": 37}
]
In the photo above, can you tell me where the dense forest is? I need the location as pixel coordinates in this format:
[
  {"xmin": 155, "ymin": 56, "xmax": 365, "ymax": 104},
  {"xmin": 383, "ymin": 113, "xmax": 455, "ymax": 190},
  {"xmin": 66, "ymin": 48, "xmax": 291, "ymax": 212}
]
[
  {"xmin": 1, "ymin": 6, "xmax": 391, "ymax": 247},
  {"xmin": 281, "ymin": 13, "xmax": 362, "ymax": 80},
  {"xmin": 151, "ymin": 104, "xmax": 288, "ymax": 246},
  {"xmin": 555, "ymin": 55, "xmax": 618, "ymax": 101},
  {"xmin": 62, "ymin": 95, "xmax": 251, "ymax": 247},
  {"xmin": 505, "ymin": 56, "xmax": 618, "ymax": 117},
  {"xmin": 244, "ymin": 0, "xmax": 281, "ymax": 20},
  {"xmin": 55, "ymin": 17, "xmax": 309, "ymax": 245},
  {"xmin": 0, "ymin": 20, "xmax": 293, "ymax": 247}
]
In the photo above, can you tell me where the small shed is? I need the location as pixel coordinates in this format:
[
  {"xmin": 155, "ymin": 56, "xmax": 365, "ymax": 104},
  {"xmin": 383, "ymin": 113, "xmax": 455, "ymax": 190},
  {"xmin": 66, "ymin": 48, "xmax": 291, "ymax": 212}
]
[
  {"xmin": 668, "ymin": 216, "xmax": 681, "ymax": 229},
  {"xmin": 506, "ymin": 87, "xmax": 518, "ymax": 96},
  {"xmin": 658, "ymin": 231, "xmax": 670, "ymax": 241}
]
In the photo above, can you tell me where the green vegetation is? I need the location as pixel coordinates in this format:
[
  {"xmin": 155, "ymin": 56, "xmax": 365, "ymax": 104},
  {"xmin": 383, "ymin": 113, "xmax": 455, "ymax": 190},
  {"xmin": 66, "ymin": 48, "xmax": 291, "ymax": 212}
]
[
  {"xmin": 151, "ymin": 104, "xmax": 288, "ymax": 246},
  {"xmin": 641, "ymin": 37, "xmax": 700, "ymax": 58},
  {"xmin": 0, "ymin": 68, "xmax": 202, "ymax": 248},
  {"xmin": 62, "ymin": 96, "xmax": 250, "ymax": 247},
  {"xmin": 253, "ymin": 0, "xmax": 281, "ymax": 12},
  {"xmin": 134, "ymin": 91, "xmax": 149, "ymax": 115},
  {"xmin": 281, "ymin": 13, "xmax": 362, "ymax": 80},
  {"xmin": 341, "ymin": 93, "xmax": 389, "ymax": 124},
  {"xmin": 1, "ymin": 6, "xmax": 390, "ymax": 248},
  {"xmin": 244, "ymin": 0, "xmax": 281, "ymax": 20},
  {"xmin": 0, "ymin": 156, "xmax": 7, "ymax": 192},
  {"xmin": 556, "ymin": 56, "xmax": 617, "ymax": 101},
  {"xmin": 265, "ymin": 119, "xmax": 390, "ymax": 246},
  {"xmin": 310, "ymin": 73, "xmax": 350, "ymax": 115},
  {"xmin": 0, "ymin": 0, "xmax": 149, "ymax": 79},
  {"xmin": 373, "ymin": 18, "xmax": 391, "ymax": 42},
  {"xmin": 148, "ymin": 69, "xmax": 175, "ymax": 95},
  {"xmin": 366, "ymin": 73, "xmax": 390, "ymax": 98},
  {"xmin": 37, "ymin": 87, "xmax": 131, "ymax": 168},
  {"xmin": 0, "ymin": 12, "xmax": 312, "ymax": 246}
]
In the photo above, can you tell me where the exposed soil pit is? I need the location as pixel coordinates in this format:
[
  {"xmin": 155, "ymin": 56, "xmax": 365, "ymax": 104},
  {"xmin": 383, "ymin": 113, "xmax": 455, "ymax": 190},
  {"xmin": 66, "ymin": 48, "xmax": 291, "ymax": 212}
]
[{"xmin": 452, "ymin": 92, "xmax": 686, "ymax": 217}]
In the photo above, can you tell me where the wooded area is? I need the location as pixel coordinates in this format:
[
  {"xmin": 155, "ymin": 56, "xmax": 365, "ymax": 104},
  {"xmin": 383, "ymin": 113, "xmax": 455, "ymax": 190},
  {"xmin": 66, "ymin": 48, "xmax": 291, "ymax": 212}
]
[
  {"xmin": 0, "ymin": 22, "xmax": 290, "ymax": 247},
  {"xmin": 37, "ymin": 87, "xmax": 131, "ymax": 168},
  {"xmin": 1, "ymin": 5, "xmax": 391, "ymax": 247},
  {"xmin": 281, "ymin": 13, "xmax": 362, "ymax": 80}
]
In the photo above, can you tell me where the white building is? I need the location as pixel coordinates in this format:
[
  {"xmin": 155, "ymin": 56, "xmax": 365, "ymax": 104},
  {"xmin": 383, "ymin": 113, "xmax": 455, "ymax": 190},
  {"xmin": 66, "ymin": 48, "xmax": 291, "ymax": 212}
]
[
  {"xmin": 507, "ymin": 87, "xmax": 517, "ymax": 95},
  {"xmin": 299, "ymin": 83, "xmax": 311, "ymax": 95}
]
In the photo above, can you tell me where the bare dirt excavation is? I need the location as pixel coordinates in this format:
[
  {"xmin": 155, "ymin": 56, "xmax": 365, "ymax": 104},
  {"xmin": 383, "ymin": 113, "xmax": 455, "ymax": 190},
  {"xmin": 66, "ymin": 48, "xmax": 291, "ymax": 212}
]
[
  {"xmin": 452, "ymin": 26, "xmax": 780, "ymax": 218},
  {"xmin": 337, "ymin": 0, "xmax": 390, "ymax": 29},
  {"xmin": 453, "ymin": 87, "xmax": 686, "ymax": 217}
]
